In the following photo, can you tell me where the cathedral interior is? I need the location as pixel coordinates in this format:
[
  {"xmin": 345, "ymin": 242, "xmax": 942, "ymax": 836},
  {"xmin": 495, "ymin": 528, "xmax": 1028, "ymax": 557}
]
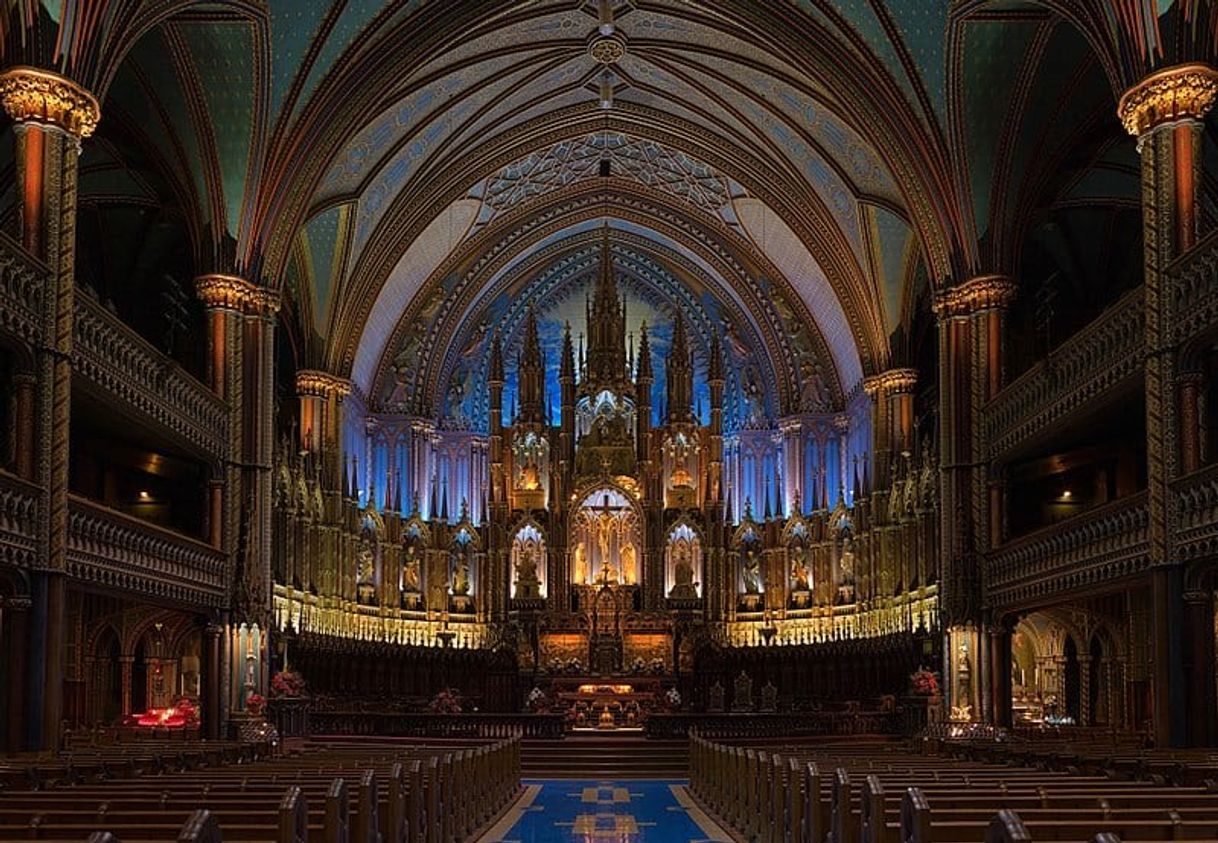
[{"xmin": 2, "ymin": 1, "xmax": 1218, "ymax": 840}]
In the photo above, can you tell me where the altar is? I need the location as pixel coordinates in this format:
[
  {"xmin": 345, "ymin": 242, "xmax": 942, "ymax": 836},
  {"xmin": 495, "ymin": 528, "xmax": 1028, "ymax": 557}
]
[{"xmin": 542, "ymin": 676, "xmax": 670, "ymax": 730}]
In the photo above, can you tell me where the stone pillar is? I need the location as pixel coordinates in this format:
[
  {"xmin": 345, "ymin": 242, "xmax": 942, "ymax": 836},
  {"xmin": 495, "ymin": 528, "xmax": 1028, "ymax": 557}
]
[
  {"xmin": 1182, "ymin": 590, "xmax": 1216, "ymax": 746},
  {"xmin": 1118, "ymin": 62, "xmax": 1218, "ymax": 747},
  {"xmin": 862, "ymin": 369, "xmax": 917, "ymax": 491},
  {"xmin": 13, "ymin": 373, "xmax": 36, "ymax": 481},
  {"xmin": 988, "ymin": 620, "xmax": 1014, "ymax": 728},
  {"xmin": 933, "ymin": 276, "xmax": 1016, "ymax": 722},
  {"xmin": 4, "ymin": 597, "xmax": 30, "ymax": 751},
  {"xmin": 202, "ymin": 623, "xmax": 223, "ymax": 740},
  {"xmin": 0, "ymin": 66, "xmax": 100, "ymax": 753},
  {"xmin": 295, "ymin": 370, "xmax": 352, "ymax": 487},
  {"xmin": 195, "ymin": 275, "xmax": 279, "ymax": 715},
  {"xmin": 1179, "ymin": 373, "xmax": 1204, "ymax": 475}
]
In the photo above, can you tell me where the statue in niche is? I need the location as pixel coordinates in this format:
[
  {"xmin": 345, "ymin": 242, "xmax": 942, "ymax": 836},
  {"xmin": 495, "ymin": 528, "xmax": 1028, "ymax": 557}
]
[
  {"xmin": 402, "ymin": 545, "xmax": 421, "ymax": 592},
  {"xmin": 451, "ymin": 547, "xmax": 471, "ymax": 597},
  {"xmin": 514, "ymin": 541, "xmax": 541, "ymax": 599},
  {"xmin": 573, "ymin": 541, "xmax": 589, "ymax": 585},
  {"xmin": 741, "ymin": 546, "xmax": 762, "ymax": 594},
  {"xmin": 356, "ymin": 543, "xmax": 376, "ymax": 605},
  {"xmin": 668, "ymin": 541, "xmax": 697, "ymax": 600},
  {"xmin": 620, "ymin": 543, "xmax": 637, "ymax": 585},
  {"xmin": 790, "ymin": 547, "xmax": 810, "ymax": 592}
]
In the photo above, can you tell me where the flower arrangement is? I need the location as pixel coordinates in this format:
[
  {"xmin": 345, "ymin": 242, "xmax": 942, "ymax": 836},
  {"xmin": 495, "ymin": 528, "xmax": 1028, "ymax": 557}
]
[
  {"xmin": 526, "ymin": 686, "xmax": 550, "ymax": 713},
  {"xmin": 664, "ymin": 688, "xmax": 681, "ymax": 710},
  {"xmin": 429, "ymin": 688, "xmax": 463, "ymax": 714},
  {"xmin": 270, "ymin": 670, "xmax": 307, "ymax": 698},
  {"xmin": 649, "ymin": 658, "xmax": 666, "ymax": 675},
  {"xmin": 245, "ymin": 692, "xmax": 265, "ymax": 715},
  {"xmin": 910, "ymin": 668, "xmax": 940, "ymax": 697}
]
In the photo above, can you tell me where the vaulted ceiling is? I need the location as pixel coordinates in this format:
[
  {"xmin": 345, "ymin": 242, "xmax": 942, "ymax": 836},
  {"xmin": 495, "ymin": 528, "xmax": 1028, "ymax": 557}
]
[{"xmin": 3, "ymin": 0, "xmax": 1216, "ymax": 420}]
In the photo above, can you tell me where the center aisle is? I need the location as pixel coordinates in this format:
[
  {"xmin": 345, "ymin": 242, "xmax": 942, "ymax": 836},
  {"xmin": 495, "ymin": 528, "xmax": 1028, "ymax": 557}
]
[{"xmin": 478, "ymin": 779, "xmax": 732, "ymax": 843}]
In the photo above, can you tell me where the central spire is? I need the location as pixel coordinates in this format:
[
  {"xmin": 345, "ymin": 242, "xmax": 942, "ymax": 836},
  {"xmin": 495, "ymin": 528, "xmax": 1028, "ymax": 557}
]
[{"xmin": 583, "ymin": 225, "xmax": 629, "ymax": 391}]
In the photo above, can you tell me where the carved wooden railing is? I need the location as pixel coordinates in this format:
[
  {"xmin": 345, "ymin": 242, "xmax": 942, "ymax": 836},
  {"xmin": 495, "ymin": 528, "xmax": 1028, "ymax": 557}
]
[
  {"xmin": 0, "ymin": 231, "xmax": 46, "ymax": 347},
  {"xmin": 1174, "ymin": 463, "xmax": 1218, "ymax": 563},
  {"xmin": 306, "ymin": 710, "xmax": 565, "ymax": 739},
  {"xmin": 1167, "ymin": 227, "xmax": 1218, "ymax": 348},
  {"xmin": 984, "ymin": 288, "xmax": 1144, "ymax": 458},
  {"xmin": 0, "ymin": 470, "xmax": 39, "ymax": 568},
  {"xmin": 73, "ymin": 293, "xmax": 228, "ymax": 458},
  {"xmin": 66, "ymin": 495, "xmax": 228, "ymax": 607},
  {"xmin": 645, "ymin": 709, "xmax": 903, "ymax": 739},
  {"xmin": 987, "ymin": 493, "xmax": 1149, "ymax": 609}
]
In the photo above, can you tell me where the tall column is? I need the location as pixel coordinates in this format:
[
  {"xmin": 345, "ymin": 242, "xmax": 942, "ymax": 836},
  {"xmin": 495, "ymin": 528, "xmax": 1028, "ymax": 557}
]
[
  {"xmin": 1179, "ymin": 373, "xmax": 1204, "ymax": 475},
  {"xmin": 202, "ymin": 622, "xmax": 222, "ymax": 740},
  {"xmin": 0, "ymin": 67, "xmax": 100, "ymax": 752},
  {"xmin": 933, "ymin": 275, "xmax": 1016, "ymax": 723},
  {"xmin": 4, "ymin": 597, "xmax": 30, "ymax": 752},
  {"xmin": 1118, "ymin": 62, "xmax": 1218, "ymax": 746},
  {"xmin": 13, "ymin": 373, "xmax": 36, "ymax": 480},
  {"xmin": 295, "ymin": 370, "xmax": 352, "ymax": 486},
  {"xmin": 195, "ymin": 274, "xmax": 279, "ymax": 718},
  {"xmin": 863, "ymin": 369, "xmax": 918, "ymax": 491}
]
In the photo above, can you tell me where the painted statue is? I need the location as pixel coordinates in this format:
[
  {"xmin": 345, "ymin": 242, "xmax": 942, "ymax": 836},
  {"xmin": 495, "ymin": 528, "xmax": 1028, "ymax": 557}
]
[
  {"xmin": 621, "ymin": 543, "xmax": 637, "ymax": 585},
  {"xmin": 402, "ymin": 547, "xmax": 421, "ymax": 592},
  {"xmin": 741, "ymin": 547, "xmax": 762, "ymax": 594},
  {"xmin": 573, "ymin": 541, "xmax": 588, "ymax": 585},
  {"xmin": 790, "ymin": 549, "xmax": 810, "ymax": 592}
]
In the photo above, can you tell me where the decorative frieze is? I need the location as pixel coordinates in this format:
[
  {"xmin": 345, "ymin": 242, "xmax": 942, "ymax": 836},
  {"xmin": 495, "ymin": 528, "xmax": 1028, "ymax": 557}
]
[
  {"xmin": 194, "ymin": 274, "xmax": 280, "ymax": 317},
  {"xmin": 0, "ymin": 231, "xmax": 45, "ymax": 346},
  {"xmin": 296, "ymin": 370, "xmax": 352, "ymax": 398},
  {"xmin": 0, "ymin": 471, "xmax": 39, "ymax": 568},
  {"xmin": 932, "ymin": 275, "xmax": 1017, "ymax": 319}
]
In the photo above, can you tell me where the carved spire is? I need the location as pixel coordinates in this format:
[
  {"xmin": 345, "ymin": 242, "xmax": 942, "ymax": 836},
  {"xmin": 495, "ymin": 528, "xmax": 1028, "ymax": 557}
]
[
  {"xmin": 707, "ymin": 331, "xmax": 724, "ymax": 383},
  {"xmin": 584, "ymin": 227, "xmax": 629, "ymax": 389},
  {"xmin": 665, "ymin": 313, "xmax": 694, "ymax": 424},
  {"xmin": 636, "ymin": 321, "xmax": 653, "ymax": 382},
  {"xmin": 516, "ymin": 306, "xmax": 546, "ymax": 425},
  {"xmin": 488, "ymin": 331, "xmax": 505, "ymax": 383},
  {"xmin": 560, "ymin": 321, "xmax": 575, "ymax": 380}
]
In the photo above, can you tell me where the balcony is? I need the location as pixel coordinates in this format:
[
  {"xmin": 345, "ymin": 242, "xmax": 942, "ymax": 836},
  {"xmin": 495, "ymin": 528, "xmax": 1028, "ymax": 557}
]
[
  {"xmin": 0, "ymin": 471, "xmax": 39, "ymax": 569},
  {"xmin": 73, "ymin": 292, "xmax": 229, "ymax": 458},
  {"xmin": 987, "ymin": 492, "xmax": 1149, "ymax": 610},
  {"xmin": 984, "ymin": 287, "xmax": 1144, "ymax": 459},
  {"xmin": 1175, "ymin": 463, "xmax": 1218, "ymax": 564},
  {"xmin": 66, "ymin": 495, "xmax": 228, "ymax": 608},
  {"xmin": 1167, "ymin": 227, "xmax": 1218, "ymax": 348},
  {"xmin": 0, "ymin": 231, "xmax": 46, "ymax": 348}
]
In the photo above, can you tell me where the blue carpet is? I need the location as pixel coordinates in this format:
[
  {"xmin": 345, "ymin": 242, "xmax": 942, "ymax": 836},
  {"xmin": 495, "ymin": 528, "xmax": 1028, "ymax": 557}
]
[{"xmin": 484, "ymin": 779, "xmax": 732, "ymax": 842}]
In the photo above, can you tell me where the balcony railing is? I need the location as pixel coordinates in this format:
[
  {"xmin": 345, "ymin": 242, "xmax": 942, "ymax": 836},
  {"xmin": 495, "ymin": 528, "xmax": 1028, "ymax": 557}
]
[
  {"xmin": 0, "ymin": 471, "xmax": 39, "ymax": 569},
  {"xmin": 988, "ymin": 493, "xmax": 1149, "ymax": 609},
  {"xmin": 73, "ymin": 293, "xmax": 229, "ymax": 458},
  {"xmin": 1175, "ymin": 463, "xmax": 1218, "ymax": 563},
  {"xmin": 66, "ymin": 495, "xmax": 228, "ymax": 607},
  {"xmin": 1167, "ymin": 227, "xmax": 1218, "ymax": 348},
  {"xmin": 0, "ymin": 231, "xmax": 46, "ymax": 348},
  {"xmin": 984, "ymin": 288, "xmax": 1144, "ymax": 458}
]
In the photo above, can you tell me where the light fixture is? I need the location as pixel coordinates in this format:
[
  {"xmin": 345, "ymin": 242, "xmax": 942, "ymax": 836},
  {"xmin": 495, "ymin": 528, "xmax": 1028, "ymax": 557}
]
[
  {"xmin": 138, "ymin": 490, "xmax": 151, "ymax": 501},
  {"xmin": 597, "ymin": 0, "xmax": 615, "ymax": 35}
]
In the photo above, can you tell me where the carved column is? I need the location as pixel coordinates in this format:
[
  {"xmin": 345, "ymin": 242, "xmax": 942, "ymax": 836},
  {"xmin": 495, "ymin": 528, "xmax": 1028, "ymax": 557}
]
[
  {"xmin": 1182, "ymin": 590, "xmax": 1216, "ymax": 745},
  {"xmin": 13, "ymin": 373, "xmax": 36, "ymax": 480},
  {"xmin": 1179, "ymin": 373, "xmax": 1204, "ymax": 475},
  {"xmin": 1118, "ymin": 62, "xmax": 1218, "ymax": 746},
  {"xmin": 988, "ymin": 619, "xmax": 1014, "ymax": 728},
  {"xmin": 933, "ymin": 276, "xmax": 1016, "ymax": 723},
  {"xmin": 195, "ymin": 274, "xmax": 279, "ymax": 718},
  {"xmin": 3, "ymin": 597, "xmax": 30, "ymax": 751},
  {"xmin": 0, "ymin": 66, "xmax": 100, "ymax": 752},
  {"xmin": 863, "ymin": 369, "xmax": 918, "ymax": 492},
  {"xmin": 202, "ymin": 622, "xmax": 223, "ymax": 740},
  {"xmin": 295, "ymin": 370, "xmax": 351, "ymax": 488}
]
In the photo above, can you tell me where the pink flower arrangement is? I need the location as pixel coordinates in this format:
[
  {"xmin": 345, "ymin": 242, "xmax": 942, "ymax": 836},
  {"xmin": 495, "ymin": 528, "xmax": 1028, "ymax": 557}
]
[
  {"xmin": 245, "ymin": 692, "xmax": 266, "ymax": 714},
  {"xmin": 910, "ymin": 668, "xmax": 940, "ymax": 697},
  {"xmin": 428, "ymin": 688, "xmax": 463, "ymax": 714},
  {"xmin": 271, "ymin": 670, "xmax": 307, "ymax": 697}
]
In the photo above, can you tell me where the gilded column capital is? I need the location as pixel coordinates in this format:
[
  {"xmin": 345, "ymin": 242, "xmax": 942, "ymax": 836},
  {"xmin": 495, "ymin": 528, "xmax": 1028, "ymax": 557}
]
[
  {"xmin": 195, "ymin": 274, "xmax": 280, "ymax": 317},
  {"xmin": 296, "ymin": 369, "xmax": 352, "ymax": 399},
  {"xmin": 932, "ymin": 274, "xmax": 1017, "ymax": 319},
  {"xmin": 863, "ymin": 368, "xmax": 918, "ymax": 397},
  {"xmin": 0, "ymin": 66, "xmax": 100, "ymax": 138},
  {"xmin": 1118, "ymin": 63, "xmax": 1218, "ymax": 137}
]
